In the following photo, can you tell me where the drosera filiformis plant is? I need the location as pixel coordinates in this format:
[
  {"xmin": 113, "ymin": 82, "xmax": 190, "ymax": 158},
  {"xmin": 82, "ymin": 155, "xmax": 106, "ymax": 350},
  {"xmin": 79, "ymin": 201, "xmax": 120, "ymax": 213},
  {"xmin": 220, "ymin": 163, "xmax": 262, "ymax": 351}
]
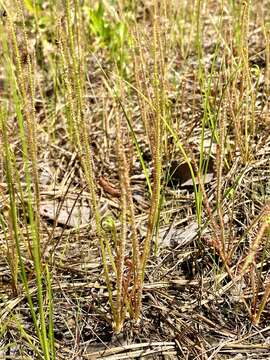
[{"xmin": 0, "ymin": 0, "xmax": 270, "ymax": 358}]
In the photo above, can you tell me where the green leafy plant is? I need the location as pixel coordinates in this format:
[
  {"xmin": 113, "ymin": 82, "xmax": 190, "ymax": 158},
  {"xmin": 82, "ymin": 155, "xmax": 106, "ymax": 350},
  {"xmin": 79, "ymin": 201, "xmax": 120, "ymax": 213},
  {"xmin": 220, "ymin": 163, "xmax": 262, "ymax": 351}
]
[{"xmin": 89, "ymin": 1, "xmax": 130, "ymax": 75}]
